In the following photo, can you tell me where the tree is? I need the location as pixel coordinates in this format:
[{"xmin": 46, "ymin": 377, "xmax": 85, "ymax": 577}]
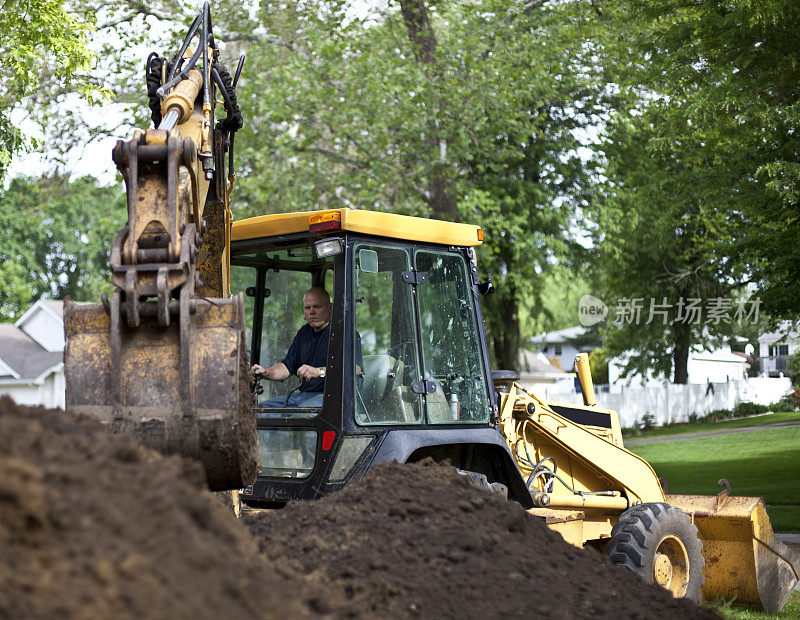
[
  {"xmin": 5, "ymin": 1, "xmax": 613, "ymax": 372},
  {"xmin": 617, "ymin": 0, "xmax": 800, "ymax": 320},
  {"xmin": 232, "ymin": 0, "xmax": 611, "ymax": 369},
  {"xmin": 0, "ymin": 175, "xmax": 124, "ymax": 321},
  {"xmin": 0, "ymin": 0, "xmax": 99, "ymax": 181},
  {"xmin": 594, "ymin": 105, "xmax": 753, "ymax": 383}
]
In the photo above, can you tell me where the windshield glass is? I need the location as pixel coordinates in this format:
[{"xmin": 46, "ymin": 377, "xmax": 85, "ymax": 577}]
[
  {"xmin": 231, "ymin": 244, "xmax": 335, "ymax": 416},
  {"xmin": 415, "ymin": 250, "xmax": 490, "ymax": 424},
  {"xmin": 353, "ymin": 242, "xmax": 489, "ymax": 425}
]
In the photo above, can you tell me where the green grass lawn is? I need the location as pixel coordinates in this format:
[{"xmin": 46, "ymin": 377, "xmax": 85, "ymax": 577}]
[
  {"xmin": 628, "ymin": 425, "xmax": 800, "ymax": 533},
  {"xmin": 629, "ymin": 427, "xmax": 800, "ymax": 616},
  {"xmin": 713, "ymin": 594, "xmax": 800, "ymax": 619},
  {"xmin": 624, "ymin": 411, "xmax": 800, "ymax": 441}
]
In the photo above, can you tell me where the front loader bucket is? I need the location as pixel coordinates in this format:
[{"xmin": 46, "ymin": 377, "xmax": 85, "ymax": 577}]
[
  {"xmin": 669, "ymin": 493, "xmax": 800, "ymax": 612},
  {"xmin": 64, "ymin": 297, "xmax": 258, "ymax": 491}
]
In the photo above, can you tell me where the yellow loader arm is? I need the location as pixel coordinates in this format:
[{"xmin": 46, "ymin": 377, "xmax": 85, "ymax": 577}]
[
  {"xmin": 498, "ymin": 353, "xmax": 799, "ymax": 612},
  {"xmin": 64, "ymin": 3, "xmax": 257, "ymax": 490}
]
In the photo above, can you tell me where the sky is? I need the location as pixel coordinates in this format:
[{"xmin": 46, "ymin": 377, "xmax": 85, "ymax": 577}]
[{"xmin": 7, "ymin": 113, "xmax": 120, "ymax": 186}]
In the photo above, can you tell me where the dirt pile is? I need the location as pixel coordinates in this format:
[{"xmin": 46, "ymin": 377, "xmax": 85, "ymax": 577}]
[
  {"xmin": 1, "ymin": 397, "xmax": 717, "ymax": 619},
  {"xmin": 245, "ymin": 459, "xmax": 718, "ymax": 619},
  {"xmin": 0, "ymin": 397, "xmax": 325, "ymax": 619}
]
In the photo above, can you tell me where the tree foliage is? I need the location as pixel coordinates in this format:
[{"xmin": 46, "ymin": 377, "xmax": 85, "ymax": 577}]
[
  {"xmin": 594, "ymin": 103, "xmax": 754, "ymax": 383},
  {"xmin": 616, "ymin": 0, "xmax": 800, "ymax": 320},
  {"xmin": 0, "ymin": 175, "xmax": 124, "ymax": 321},
  {"xmin": 0, "ymin": 0, "xmax": 99, "ymax": 180},
  {"xmin": 229, "ymin": 0, "xmax": 610, "ymax": 369}
]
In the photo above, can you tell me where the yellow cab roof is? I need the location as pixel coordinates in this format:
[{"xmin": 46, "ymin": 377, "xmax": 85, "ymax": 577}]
[{"xmin": 231, "ymin": 208, "xmax": 483, "ymax": 247}]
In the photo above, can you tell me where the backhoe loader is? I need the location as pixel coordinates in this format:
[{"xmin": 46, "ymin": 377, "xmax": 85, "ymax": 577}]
[
  {"xmin": 63, "ymin": 5, "xmax": 798, "ymax": 613},
  {"xmin": 229, "ymin": 208, "xmax": 799, "ymax": 613}
]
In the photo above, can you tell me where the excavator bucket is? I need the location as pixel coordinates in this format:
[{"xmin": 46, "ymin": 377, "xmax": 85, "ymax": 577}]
[
  {"xmin": 669, "ymin": 493, "xmax": 800, "ymax": 613},
  {"xmin": 64, "ymin": 297, "xmax": 258, "ymax": 491}
]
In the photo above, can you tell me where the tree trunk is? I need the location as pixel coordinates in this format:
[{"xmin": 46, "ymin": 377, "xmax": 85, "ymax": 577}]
[
  {"xmin": 428, "ymin": 168, "xmax": 459, "ymax": 221},
  {"xmin": 493, "ymin": 320, "xmax": 521, "ymax": 373},
  {"xmin": 672, "ymin": 321, "xmax": 690, "ymax": 384},
  {"xmin": 399, "ymin": 0, "xmax": 436, "ymax": 63},
  {"xmin": 484, "ymin": 280, "xmax": 521, "ymax": 372},
  {"xmin": 399, "ymin": 0, "xmax": 459, "ymax": 222}
]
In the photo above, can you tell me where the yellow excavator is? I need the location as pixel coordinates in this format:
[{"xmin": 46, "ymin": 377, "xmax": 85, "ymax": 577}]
[{"xmin": 63, "ymin": 5, "xmax": 799, "ymax": 613}]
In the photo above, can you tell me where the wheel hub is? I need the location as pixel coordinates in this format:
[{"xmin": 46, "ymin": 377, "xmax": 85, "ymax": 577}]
[
  {"xmin": 653, "ymin": 535, "xmax": 690, "ymax": 597},
  {"xmin": 654, "ymin": 552, "xmax": 673, "ymax": 587}
]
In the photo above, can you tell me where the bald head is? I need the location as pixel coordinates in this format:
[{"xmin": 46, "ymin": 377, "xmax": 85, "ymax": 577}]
[{"xmin": 303, "ymin": 288, "xmax": 332, "ymax": 331}]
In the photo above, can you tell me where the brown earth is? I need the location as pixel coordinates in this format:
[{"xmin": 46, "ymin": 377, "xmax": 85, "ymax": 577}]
[
  {"xmin": 0, "ymin": 397, "xmax": 321, "ymax": 619},
  {"xmin": 245, "ymin": 459, "xmax": 718, "ymax": 619},
  {"xmin": 0, "ymin": 397, "xmax": 718, "ymax": 619}
]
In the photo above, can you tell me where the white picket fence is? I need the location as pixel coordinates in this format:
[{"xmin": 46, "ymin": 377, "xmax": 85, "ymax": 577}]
[{"xmin": 529, "ymin": 377, "xmax": 793, "ymax": 429}]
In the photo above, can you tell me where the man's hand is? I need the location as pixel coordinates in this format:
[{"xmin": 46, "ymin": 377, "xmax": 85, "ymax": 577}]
[
  {"xmin": 250, "ymin": 364, "xmax": 268, "ymax": 382},
  {"xmin": 250, "ymin": 363, "xmax": 290, "ymax": 382},
  {"xmin": 297, "ymin": 364, "xmax": 325, "ymax": 381}
]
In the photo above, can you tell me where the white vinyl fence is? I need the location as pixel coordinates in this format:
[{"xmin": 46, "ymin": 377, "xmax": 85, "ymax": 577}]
[{"xmin": 529, "ymin": 377, "xmax": 793, "ymax": 429}]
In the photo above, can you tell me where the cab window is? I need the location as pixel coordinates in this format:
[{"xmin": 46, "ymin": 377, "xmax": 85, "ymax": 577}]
[
  {"xmin": 354, "ymin": 244, "xmax": 423, "ymax": 425},
  {"xmin": 415, "ymin": 250, "xmax": 490, "ymax": 424},
  {"xmin": 353, "ymin": 242, "xmax": 489, "ymax": 425},
  {"xmin": 231, "ymin": 245, "xmax": 335, "ymax": 413}
]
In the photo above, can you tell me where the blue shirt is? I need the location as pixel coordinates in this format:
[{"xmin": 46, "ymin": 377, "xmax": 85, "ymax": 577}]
[
  {"xmin": 281, "ymin": 323, "xmax": 363, "ymax": 393},
  {"xmin": 282, "ymin": 324, "xmax": 330, "ymax": 393}
]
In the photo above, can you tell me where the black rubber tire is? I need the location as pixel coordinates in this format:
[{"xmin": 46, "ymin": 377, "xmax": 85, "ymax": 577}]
[{"xmin": 606, "ymin": 502, "xmax": 705, "ymax": 602}]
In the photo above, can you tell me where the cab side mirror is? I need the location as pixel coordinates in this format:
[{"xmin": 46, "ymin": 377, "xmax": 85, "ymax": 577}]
[{"xmin": 478, "ymin": 279, "xmax": 494, "ymax": 296}]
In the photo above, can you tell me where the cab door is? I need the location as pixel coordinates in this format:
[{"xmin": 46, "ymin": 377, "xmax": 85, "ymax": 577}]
[
  {"xmin": 353, "ymin": 242, "xmax": 425, "ymax": 424},
  {"xmin": 352, "ymin": 241, "xmax": 490, "ymax": 426}
]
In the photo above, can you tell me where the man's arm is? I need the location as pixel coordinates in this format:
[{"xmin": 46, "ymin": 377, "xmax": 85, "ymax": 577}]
[{"xmin": 251, "ymin": 362, "xmax": 291, "ymax": 382}]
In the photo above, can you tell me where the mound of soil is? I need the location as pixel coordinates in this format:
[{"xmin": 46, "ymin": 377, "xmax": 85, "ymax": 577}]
[
  {"xmin": 0, "ymin": 397, "xmax": 323, "ymax": 619},
  {"xmin": 245, "ymin": 459, "xmax": 718, "ymax": 619},
  {"xmin": 1, "ymin": 396, "xmax": 717, "ymax": 619}
]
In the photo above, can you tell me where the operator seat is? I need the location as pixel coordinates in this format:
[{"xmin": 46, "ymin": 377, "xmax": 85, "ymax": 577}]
[{"xmin": 361, "ymin": 354, "xmax": 408, "ymax": 422}]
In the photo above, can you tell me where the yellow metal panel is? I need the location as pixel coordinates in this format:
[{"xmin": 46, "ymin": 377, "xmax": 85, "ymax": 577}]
[
  {"xmin": 499, "ymin": 387, "xmax": 665, "ymax": 505},
  {"xmin": 669, "ymin": 494, "xmax": 800, "ymax": 612},
  {"xmin": 580, "ymin": 516, "xmax": 616, "ymax": 542},
  {"xmin": 231, "ymin": 208, "xmax": 484, "ymax": 246},
  {"xmin": 528, "ymin": 508, "xmax": 585, "ymax": 547}
]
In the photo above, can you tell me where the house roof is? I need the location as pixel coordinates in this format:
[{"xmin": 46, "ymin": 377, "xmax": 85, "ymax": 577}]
[
  {"xmin": 41, "ymin": 300, "xmax": 64, "ymax": 319},
  {"xmin": 518, "ymin": 349, "xmax": 569, "ymax": 376},
  {"xmin": 0, "ymin": 323, "xmax": 63, "ymax": 382},
  {"xmin": 14, "ymin": 298, "xmax": 64, "ymax": 327},
  {"xmin": 758, "ymin": 320, "xmax": 799, "ymax": 345},
  {"xmin": 691, "ymin": 347, "xmax": 749, "ymax": 365},
  {"xmin": 530, "ymin": 325, "xmax": 592, "ymax": 345}
]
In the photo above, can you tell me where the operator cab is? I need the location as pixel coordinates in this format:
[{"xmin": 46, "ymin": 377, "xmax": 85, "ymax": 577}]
[{"xmin": 231, "ymin": 209, "xmax": 527, "ymax": 506}]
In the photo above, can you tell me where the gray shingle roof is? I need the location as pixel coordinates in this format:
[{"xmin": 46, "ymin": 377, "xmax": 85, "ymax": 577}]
[
  {"xmin": 0, "ymin": 324, "xmax": 63, "ymax": 381},
  {"xmin": 518, "ymin": 349, "xmax": 568, "ymax": 375}
]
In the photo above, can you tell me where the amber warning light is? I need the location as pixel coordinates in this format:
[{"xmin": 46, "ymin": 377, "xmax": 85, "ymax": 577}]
[{"xmin": 309, "ymin": 212, "xmax": 342, "ymax": 233}]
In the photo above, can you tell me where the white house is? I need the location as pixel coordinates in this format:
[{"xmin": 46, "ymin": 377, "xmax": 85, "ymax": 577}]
[
  {"xmin": 529, "ymin": 326, "xmax": 597, "ymax": 371},
  {"xmin": 608, "ymin": 343, "xmax": 749, "ymax": 387},
  {"xmin": 516, "ymin": 349, "xmax": 574, "ymax": 392},
  {"xmin": 0, "ymin": 299, "xmax": 65, "ymax": 408},
  {"xmin": 530, "ymin": 325, "xmax": 791, "ymax": 426},
  {"xmin": 758, "ymin": 321, "xmax": 798, "ymax": 377},
  {"xmin": 532, "ymin": 325, "xmax": 748, "ymax": 386}
]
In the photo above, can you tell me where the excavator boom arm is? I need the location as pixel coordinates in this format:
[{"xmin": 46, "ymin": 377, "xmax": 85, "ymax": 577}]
[{"xmin": 64, "ymin": 3, "xmax": 256, "ymax": 490}]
